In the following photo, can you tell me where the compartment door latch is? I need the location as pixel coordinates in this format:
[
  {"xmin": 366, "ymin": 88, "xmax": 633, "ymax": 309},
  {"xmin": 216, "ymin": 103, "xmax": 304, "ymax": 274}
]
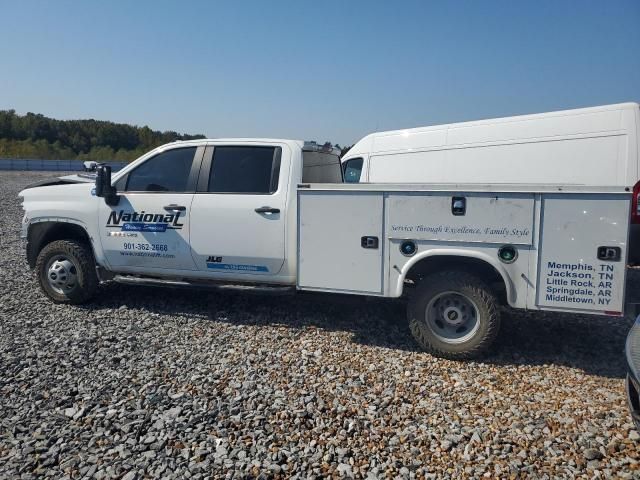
[
  {"xmin": 597, "ymin": 246, "xmax": 621, "ymax": 261},
  {"xmin": 361, "ymin": 236, "xmax": 379, "ymax": 249},
  {"xmin": 452, "ymin": 196, "xmax": 466, "ymax": 216}
]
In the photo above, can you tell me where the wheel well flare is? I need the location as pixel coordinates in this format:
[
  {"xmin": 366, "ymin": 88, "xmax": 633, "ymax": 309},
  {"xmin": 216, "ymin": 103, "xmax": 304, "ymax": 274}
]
[
  {"xmin": 404, "ymin": 255, "xmax": 511, "ymax": 305},
  {"xmin": 27, "ymin": 222, "xmax": 91, "ymax": 268}
]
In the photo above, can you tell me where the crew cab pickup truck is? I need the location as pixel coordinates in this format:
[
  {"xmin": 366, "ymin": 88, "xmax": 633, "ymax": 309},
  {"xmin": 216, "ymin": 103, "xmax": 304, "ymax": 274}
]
[{"xmin": 19, "ymin": 139, "xmax": 633, "ymax": 358}]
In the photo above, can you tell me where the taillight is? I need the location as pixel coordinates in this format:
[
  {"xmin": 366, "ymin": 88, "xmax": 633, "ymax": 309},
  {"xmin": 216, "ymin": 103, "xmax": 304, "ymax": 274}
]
[{"xmin": 633, "ymin": 180, "xmax": 640, "ymax": 224}]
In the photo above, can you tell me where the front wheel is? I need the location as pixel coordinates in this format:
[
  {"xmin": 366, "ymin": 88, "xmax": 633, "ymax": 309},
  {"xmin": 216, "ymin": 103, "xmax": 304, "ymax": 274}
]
[
  {"xmin": 35, "ymin": 240, "xmax": 98, "ymax": 304},
  {"xmin": 408, "ymin": 271, "xmax": 501, "ymax": 359}
]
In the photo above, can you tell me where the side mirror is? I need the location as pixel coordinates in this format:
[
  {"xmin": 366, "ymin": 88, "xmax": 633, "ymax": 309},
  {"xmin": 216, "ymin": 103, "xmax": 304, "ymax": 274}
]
[{"xmin": 95, "ymin": 165, "xmax": 120, "ymax": 206}]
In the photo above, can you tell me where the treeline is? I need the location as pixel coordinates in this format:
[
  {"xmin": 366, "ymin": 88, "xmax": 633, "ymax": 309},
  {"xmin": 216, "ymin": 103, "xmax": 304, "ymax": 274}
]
[{"xmin": 0, "ymin": 110, "xmax": 205, "ymax": 161}]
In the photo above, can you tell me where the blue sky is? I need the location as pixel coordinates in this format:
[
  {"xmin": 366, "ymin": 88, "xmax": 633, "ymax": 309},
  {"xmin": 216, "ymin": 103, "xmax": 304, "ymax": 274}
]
[{"xmin": 1, "ymin": 1, "xmax": 639, "ymax": 146}]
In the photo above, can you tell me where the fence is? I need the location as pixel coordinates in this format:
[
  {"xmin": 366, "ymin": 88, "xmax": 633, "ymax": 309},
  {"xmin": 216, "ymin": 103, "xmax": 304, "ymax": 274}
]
[{"xmin": 0, "ymin": 158, "xmax": 128, "ymax": 172}]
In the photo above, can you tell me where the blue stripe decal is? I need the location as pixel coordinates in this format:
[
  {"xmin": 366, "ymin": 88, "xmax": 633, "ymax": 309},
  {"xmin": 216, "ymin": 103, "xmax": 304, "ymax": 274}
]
[{"xmin": 206, "ymin": 263, "xmax": 269, "ymax": 272}]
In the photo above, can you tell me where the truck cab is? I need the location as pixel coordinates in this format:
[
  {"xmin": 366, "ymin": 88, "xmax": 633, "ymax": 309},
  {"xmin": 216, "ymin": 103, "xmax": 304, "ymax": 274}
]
[
  {"xmin": 20, "ymin": 139, "xmax": 342, "ymax": 291},
  {"xmin": 102, "ymin": 140, "xmax": 300, "ymax": 284}
]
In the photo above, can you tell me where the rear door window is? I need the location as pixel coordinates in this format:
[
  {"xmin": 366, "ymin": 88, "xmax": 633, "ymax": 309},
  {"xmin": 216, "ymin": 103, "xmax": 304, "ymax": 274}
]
[{"xmin": 208, "ymin": 146, "xmax": 280, "ymax": 194}]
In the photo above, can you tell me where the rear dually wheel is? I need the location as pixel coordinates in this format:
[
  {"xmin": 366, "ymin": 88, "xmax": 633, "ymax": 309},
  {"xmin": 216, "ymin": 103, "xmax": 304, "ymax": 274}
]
[{"xmin": 408, "ymin": 271, "xmax": 501, "ymax": 359}]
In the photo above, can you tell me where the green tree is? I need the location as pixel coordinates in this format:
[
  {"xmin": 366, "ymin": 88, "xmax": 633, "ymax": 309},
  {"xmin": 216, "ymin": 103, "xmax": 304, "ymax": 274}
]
[{"xmin": 0, "ymin": 110, "xmax": 205, "ymax": 162}]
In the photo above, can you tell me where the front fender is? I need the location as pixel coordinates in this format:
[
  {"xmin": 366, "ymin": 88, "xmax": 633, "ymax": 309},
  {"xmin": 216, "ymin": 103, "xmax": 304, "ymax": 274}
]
[
  {"xmin": 20, "ymin": 182, "xmax": 101, "ymax": 267},
  {"xmin": 25, "ymin": 219, "xmax": 92, "ymax": 268}
]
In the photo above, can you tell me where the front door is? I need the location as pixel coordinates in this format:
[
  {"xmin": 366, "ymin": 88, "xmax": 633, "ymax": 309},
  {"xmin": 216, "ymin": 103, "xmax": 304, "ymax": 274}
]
[
  {"xmin": 98, "ymin": 146, "xmax": 202, "ymax": 272},
  {"xmin": 189, "ymin": 144, "xmax": 288, "ymax": 278}
]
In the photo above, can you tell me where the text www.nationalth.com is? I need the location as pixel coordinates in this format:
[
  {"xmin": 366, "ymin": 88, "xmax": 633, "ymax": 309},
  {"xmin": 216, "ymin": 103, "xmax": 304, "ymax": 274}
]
[{"xmin": 119, "ymin": 251, "xmax": 175, "ymax": 259}]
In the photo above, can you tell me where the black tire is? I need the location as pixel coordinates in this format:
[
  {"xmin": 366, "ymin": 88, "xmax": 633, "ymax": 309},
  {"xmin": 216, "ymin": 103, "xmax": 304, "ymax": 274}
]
[
  {"xmin": 35, "ymin": 239, "xmax": 98, "ymax": 304},
  {"xmin": 408, "ymin": 271, "xmax": 500, "ymax": 359}
]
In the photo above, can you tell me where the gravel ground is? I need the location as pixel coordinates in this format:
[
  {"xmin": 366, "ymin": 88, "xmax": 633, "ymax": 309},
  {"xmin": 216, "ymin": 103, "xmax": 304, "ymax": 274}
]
[{"xmin": 1, "ymin": 170, "xmax": 639, "ymax": 479}]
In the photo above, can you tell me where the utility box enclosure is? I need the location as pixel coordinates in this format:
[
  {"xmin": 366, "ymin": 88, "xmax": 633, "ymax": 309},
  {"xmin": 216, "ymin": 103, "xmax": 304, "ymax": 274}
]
[
  {"xmin": 385, "ymin": 193, "xmax": 535, "ymax": 245},
  {"xmin": 297, "ymin": 191, "xmax": 384, "ymax": 294},
  {"xmin": 536, "ymin": 194, "xmax": 630, "ymax": 313}
]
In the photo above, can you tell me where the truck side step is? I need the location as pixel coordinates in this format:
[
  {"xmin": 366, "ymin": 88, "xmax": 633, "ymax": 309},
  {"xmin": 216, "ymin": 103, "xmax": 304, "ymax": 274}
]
[
  {"xmin": 112, "ymin": 275, "xmax": 295, "ymax": 296},
  {"xmin": 113, "ymin": 275, "xmax": 191, "ymax": 287}
]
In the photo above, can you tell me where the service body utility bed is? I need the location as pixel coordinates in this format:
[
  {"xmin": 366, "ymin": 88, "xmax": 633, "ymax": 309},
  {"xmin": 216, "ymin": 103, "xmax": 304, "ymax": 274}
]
[
  {"xmin": 19, "ymin": 132, "xmax": 635, "ymax": 359},
  {"xmin": 297, "ymin": 183, "xmax": 631, "ymax": 315}
]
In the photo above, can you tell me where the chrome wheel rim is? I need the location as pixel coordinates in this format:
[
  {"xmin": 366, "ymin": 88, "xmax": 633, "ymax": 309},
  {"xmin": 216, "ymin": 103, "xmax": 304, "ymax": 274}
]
[
  {"xmin": 425, "ymin": 291, "xmax": 480, "ymax": 344},
  {"xmin": 46, "ymin": 255, "xmax": 78, "ymax": 295}
]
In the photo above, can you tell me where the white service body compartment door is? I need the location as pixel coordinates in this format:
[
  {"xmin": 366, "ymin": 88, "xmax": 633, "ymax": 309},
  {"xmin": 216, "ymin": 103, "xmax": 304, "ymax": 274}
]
[
  {"xmin": 536, "ymin": 194, "xmax": 630, "ymax": 313},
  {"xmin": 298, "ymin": 191, "xmax": 384, "ymax": 294},
  {"xmin": 386, "ymin": 193, "xmax": 534, "ymax": 245}
]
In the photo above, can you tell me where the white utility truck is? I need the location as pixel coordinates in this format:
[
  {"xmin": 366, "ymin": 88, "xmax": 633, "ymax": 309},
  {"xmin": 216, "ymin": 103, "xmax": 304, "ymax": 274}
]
[
  {"xmin": 342, "ymin": 103, "xmax": 640, "ymax": 264},
  {"xmin": 19, "ymin": 137, "xmax": 633, "ymax": 359}
]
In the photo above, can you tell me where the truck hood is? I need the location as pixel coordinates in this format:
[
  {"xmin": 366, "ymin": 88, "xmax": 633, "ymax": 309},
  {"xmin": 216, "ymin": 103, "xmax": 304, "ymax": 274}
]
[
  {"xmin": 19, "ymin": 176, "xmax": 96, "ymax": 201},
  {"xmin": 21, "ymin": 173, "xmax": 96, "ymax": 190}
]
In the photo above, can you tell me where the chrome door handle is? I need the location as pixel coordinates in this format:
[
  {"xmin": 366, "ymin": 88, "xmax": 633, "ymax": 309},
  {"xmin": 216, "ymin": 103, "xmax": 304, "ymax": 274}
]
[
  {"xmin": 164, "ymin": 204, "xmax": 186, "ymax": 211},
  {"xmin": 255, "ymin": 206, "xmax": 280, "ymax": 214}
]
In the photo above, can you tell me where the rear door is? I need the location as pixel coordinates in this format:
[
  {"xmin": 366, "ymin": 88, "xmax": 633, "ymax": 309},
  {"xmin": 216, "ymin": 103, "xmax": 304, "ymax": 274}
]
[
  {"xmin": 189, "ymin": 144, "xmax": 289, "ymax": 277},
  {"xmin": 98, "ymin": 146, "xmax": 202, "ymax": 271}
]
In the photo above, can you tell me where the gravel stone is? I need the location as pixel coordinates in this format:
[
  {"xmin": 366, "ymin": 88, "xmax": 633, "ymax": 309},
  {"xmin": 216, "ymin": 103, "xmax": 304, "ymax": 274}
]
[
  {"xmin": 63, "ymin": 408, "xmax": 77, "ymax": 418},
  {"xmin": 0, "ymin": 171, "xmax": 639, "ymax": 478},
  {"xmin": 584, "ymin": 448, "xmax": 604, "ymax": 461}
]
